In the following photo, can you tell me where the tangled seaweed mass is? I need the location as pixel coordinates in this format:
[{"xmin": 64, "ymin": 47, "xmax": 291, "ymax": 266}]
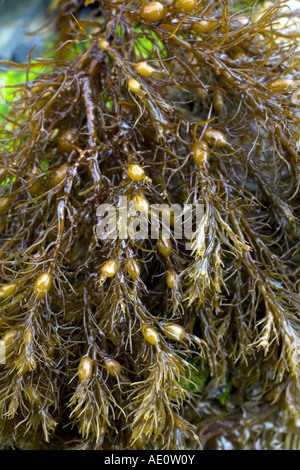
[{"xmin": 0, "ymin": 0, "xmax": 300, "ymax": 450}]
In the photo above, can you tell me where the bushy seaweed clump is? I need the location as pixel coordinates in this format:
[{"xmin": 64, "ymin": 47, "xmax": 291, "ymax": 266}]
[{"xmin": 0, "ymin": 0, "xmax": 300, "ymax": 450}]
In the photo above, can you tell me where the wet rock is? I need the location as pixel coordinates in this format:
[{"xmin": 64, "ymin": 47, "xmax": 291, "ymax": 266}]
[{"xmin": 0, "ymin": 0, "xmax": 49, "ymax": 63}]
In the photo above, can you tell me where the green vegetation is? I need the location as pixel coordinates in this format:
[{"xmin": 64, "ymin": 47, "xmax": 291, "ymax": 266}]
[{"xmin": 179, "ymin": 361, "xmax": 210, "ymax": 394}]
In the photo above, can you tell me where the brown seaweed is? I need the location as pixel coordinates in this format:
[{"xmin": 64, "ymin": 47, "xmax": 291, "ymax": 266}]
[{"xmin": 0, "ymin": 0, "xmax": 299, "ymax": 450}]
